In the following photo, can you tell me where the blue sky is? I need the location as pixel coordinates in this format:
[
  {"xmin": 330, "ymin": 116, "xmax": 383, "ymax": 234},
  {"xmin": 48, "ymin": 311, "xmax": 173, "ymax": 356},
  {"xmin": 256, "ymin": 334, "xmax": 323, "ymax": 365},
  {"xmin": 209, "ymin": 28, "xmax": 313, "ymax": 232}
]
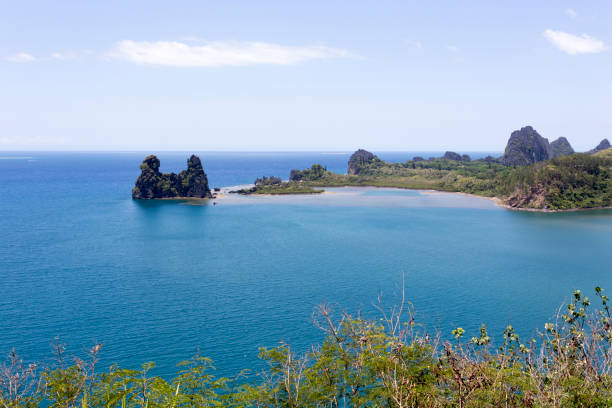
[{"xmin": 1, "ymin": 0, "xmax": 611, "ymax": 151}]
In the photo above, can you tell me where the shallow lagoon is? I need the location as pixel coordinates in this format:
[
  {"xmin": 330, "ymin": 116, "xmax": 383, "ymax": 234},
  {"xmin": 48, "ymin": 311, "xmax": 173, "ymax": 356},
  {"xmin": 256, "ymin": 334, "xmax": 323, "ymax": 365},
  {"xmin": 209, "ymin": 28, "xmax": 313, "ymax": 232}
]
[{"xmin": 1, "ymin": 152, "xmax": 611, "ymax": 377}]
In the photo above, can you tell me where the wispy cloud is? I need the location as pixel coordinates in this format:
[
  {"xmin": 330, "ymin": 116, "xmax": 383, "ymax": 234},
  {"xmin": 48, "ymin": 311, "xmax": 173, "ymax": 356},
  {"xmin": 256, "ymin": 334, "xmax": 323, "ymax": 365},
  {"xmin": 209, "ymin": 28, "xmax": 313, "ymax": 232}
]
[
  {"xmin": 543, "ymin": 29, "xmax": 607, "ymax": 55},
  {"xmin": 51, "ymin": 50, "xmax": 94, "ymax": 60},
  {"xmin": 406, "ymin": 40, "xmax": 422, "ymax": 49},
  {"xmin": 109, "ymin": 40, "xmax": 352, "ymax": 67},
  {"xmin": 565, "ymin": 8, "xmax": 577, "ymax": 18},
  {"xmin": 446, "ymin": 45, "xmax": 459, "ymax": 53},
  {"xmin": 5, "ymin": 52, "xmax": 36, "ymax": 62}
]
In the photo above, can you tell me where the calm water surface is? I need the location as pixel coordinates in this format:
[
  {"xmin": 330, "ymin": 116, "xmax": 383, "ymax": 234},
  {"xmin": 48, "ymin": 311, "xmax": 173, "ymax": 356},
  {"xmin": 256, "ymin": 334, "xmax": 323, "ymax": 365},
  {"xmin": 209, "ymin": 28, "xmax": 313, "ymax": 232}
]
[{"xmin": 1, "ymin": 151, "xmax": 611, "ymax": 377}]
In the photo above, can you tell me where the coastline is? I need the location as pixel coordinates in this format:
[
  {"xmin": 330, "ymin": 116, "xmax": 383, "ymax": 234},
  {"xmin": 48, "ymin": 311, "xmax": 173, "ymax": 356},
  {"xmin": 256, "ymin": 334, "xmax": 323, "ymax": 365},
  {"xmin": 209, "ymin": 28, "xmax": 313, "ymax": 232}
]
[
  {"xmin": 216, "ymin": 185, "xmax": 612, "ymax": 213},
  {"xmin": 416, "ymin": 190, "xmax": 612, "ymax": 213}
]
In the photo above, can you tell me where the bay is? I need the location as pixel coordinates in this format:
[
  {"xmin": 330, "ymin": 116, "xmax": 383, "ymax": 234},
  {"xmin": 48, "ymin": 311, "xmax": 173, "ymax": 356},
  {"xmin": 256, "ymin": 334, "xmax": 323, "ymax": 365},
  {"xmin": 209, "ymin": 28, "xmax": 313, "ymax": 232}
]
[{"xmin": 1, "ymin": 151, "xmax": 611, "ymax": 377}]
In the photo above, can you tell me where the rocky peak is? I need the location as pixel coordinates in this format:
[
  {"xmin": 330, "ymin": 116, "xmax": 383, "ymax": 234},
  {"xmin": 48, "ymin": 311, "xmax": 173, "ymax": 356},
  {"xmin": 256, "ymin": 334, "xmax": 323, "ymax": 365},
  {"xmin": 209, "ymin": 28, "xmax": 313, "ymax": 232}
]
[
  {"xmin": 348, "ymin": 149, "xmax": 377, "ymax": 175},
  {"xmin": 141, "ymin": 155, "xmax": 161, "ymax": 172},
  {"xmin": 550, "ymin": 137, "xmax": 575, "ymax": 158},
  {"xmin": 589, "ymin": 139, "xmax": 611, "ymax": 154},
  {"xmin": 502, "ymin": 126, "xmax": 553, "ymax": 166},
  {"xmin": 187, "ymin": 155, "xmax": 203, "ymax": 171}
]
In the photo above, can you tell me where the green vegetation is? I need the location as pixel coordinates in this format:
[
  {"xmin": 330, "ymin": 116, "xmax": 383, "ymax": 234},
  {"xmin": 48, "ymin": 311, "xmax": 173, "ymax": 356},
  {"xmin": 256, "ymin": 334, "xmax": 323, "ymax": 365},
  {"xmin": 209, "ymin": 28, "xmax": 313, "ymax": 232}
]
[
  {"xmin": 3, "ymin": 287, "xmax": 612, "ymax": 407},
  {"xmin": 502, "ymin": 154, "xmax": 612, "ymax": 210},
  {"xmin": 250, "ymin": 153, "xmax": 612, "ymax": 211},
  {"xmin": 594, "ymin": 147, "xmax": 612, "ymax": 160},
  {"xmin": 232, "ymin": 183, "xmax": 324, "ymax": 195}
]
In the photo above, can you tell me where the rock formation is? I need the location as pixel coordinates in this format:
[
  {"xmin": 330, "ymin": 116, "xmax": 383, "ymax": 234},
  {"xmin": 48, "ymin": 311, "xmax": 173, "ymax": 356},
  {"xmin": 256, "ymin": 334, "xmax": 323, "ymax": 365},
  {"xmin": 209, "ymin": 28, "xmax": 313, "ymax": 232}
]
[
  {"xmin": 550, "ymin": 137, "xmax": 575, "ymax": 158},
  {"xmin": 588, "ymin": 139, "xmax": 611, "ymax": 154},
  {"xmin": 132, "ymin": 155, "xmax": 212, "ymax": 199},
  {"xmin": 441, "ymin": 151, "xmax": 471, "ymax": 162},
  {"xmin": 348, "ymin": 149, "xmax": 377, "ymax": 175},
  {"xmin": 442, "ymin": 151, "xmax": 462, "ymax": 161},
  {"xmin": 502, "ymin": 126, "xmax": 553, "ymax": 166}
]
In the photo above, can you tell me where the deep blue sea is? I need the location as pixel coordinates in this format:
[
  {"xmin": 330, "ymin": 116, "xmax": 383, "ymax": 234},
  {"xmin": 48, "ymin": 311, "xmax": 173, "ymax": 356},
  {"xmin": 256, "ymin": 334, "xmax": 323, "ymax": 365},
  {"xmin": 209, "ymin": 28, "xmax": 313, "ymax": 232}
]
[{"xmin": 1, "ymin": 151, "xmax": 612, "ymax": 378}]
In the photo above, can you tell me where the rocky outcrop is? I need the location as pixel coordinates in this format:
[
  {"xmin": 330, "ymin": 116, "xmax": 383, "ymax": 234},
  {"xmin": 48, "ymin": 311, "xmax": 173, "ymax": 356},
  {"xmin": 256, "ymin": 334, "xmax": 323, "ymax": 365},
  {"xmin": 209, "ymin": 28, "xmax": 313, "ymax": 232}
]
[
  {"xmin": 442, "ymin": 151, "xmax": 462, "ymax": 161},
  {"xmin": 550, "ymin": 137, "xmax": 575, "ymax": 158},
  {"xmin": 502, "ymin": 126, "xmax": 553, "ymax": 166},
  {"xmin": 132, "ymin": 155, "xmax": 212, "ymax": 199},
  {"xmin": 505, "ymin": 184, "xmax": 549, "ymax": 210},
  {"xmin": 347, "ymin": 149, "xmax": 377, "ymax": 175},
  {"xmin": 441, "ymin": 151, "xmax": 471, "ymax": 162},
  {"xmin": 588, "ymin": 139, "xmax": 611, "ymax": 154}
]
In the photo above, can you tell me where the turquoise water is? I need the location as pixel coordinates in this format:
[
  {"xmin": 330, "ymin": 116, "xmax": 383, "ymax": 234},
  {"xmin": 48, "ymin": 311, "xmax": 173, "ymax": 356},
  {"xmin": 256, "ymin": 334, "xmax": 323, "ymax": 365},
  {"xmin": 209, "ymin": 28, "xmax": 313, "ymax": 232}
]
[{"xmin": 1, "ymin": 152, "xmax": 611, "ymax": 378}]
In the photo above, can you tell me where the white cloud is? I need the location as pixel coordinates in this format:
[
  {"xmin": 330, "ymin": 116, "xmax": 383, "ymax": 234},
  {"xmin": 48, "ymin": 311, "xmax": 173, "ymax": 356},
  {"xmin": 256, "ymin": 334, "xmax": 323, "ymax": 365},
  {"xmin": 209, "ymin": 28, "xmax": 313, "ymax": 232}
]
[
  {"xmin": 565, "ymin": 8, "xmax": 577, "ymax": 18},
  {"xmin": 110, "ymin": 40, "xmax": 351, "ymax": 67},
  {"xmin": 5, "ymin": 52, "xmax": 36, "ymax": 62},
  {"xmin": 406, "ymin": 40, "xmax": 422, "ymax": 49},
  {"xmin": 51, "ymin": 51, "xmax": 77, "ymax": 60},
  {"xmin": 446, "ymin": 45, "xmax": 459, "ymax": 53},
  {"xmin": 543, "ymin": 29, "xmax": 607, "ymax": 55},
  {"xmin": 51, "ymin": 50, "xmax": 93, "ymax": 60}
]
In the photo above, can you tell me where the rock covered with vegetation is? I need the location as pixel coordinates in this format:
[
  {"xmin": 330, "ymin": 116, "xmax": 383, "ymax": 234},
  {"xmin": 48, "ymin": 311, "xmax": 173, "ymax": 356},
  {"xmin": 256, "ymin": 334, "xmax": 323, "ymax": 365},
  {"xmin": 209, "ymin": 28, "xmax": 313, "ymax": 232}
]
[
  {"xmin": 347, "ymin": 149, "xmax": 377, "ymax": 175},
  {"xmin": 442, "ymin": 151, "xmax": 461, "ymax": 161},
  {"xmin": 132, "ymin": 155, "xmax": 212, "ymax": 199},
  {"xmin": 441, "ymin": 151, "xmax": 471, "ymax": 162},
  {"xmin": 5, "ymin": 287, "xmax": 612, "ymax": 407},
  {"xmin": 503, "ymin": 153, "xmax": 612, "ymax": 210},
  {"xmin": 502, "ymin": 126, "xmax": 554, "ymax": 166},
  {"xmin": 550, "ymin": 137, "xmax": 575, "ymax": 157}
]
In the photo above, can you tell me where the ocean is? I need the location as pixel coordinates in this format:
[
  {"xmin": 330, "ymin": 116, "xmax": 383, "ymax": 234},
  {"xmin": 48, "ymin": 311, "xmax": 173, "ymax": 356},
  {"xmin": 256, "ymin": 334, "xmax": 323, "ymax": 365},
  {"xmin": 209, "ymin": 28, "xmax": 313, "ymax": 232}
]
[{"xmin": 1, "ymin": 151, "xmax": 612, "ymax": 378}]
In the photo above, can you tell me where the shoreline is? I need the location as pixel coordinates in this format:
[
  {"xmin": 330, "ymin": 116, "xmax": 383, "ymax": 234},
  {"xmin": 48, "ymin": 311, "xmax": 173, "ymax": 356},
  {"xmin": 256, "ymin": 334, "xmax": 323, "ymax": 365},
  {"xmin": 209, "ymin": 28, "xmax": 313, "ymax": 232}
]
[{"xmin": 217, "ymin": 184, "xmax": 612, "ymax": 213}]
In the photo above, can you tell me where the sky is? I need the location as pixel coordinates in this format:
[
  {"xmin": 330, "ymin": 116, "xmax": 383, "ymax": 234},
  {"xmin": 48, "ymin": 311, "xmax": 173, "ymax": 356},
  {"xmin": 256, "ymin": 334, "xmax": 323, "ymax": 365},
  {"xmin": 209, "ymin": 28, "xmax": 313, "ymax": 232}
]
[{"xmin": 1, "ymin": 0, "xmax": 611, "ymax": 151}]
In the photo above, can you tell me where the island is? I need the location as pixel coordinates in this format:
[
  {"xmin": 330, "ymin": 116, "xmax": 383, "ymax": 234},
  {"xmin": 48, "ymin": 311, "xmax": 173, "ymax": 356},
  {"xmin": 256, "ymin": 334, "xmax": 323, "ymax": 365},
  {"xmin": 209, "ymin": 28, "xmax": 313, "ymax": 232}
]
[
  {"xmin": 236, "ymin": 126, "xmax": 612, "ymax": 212},
  {"xmin": 132, "ymin": 155, "xmax": 213, "ymax": 199}
]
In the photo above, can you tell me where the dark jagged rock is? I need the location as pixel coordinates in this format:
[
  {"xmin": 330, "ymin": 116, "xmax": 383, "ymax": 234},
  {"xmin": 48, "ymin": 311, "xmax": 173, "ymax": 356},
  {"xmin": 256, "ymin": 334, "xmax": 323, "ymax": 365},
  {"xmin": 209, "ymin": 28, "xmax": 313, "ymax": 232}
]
[
  {"xmin": 442, "ymin": 151, "xmax": 462, "ymax": 161},
  {"xmin": 178, "ymin": 155, "xmax": 213, "ymax": 198},
  {"xmin": 588, "ymin": 139, "xmax": 611, "ymax": 154},
  {"xmin": 347, "ymin": 149, "xmax": 377, "ymax": 175},
  {"xmin": 461, "ymin": 154, "xmax": 471, "ymax": 162},
  {"xmin": 412, "ymin": 156, "xmax": 425, "ymax": 162},
  {"xmin": 550, "ymin": 137, "xmax": 575, "ymax": 158},
  {"xmin": 132, "ymin": 155, "xmax": 212, "ymax": 199},
  {"xmin": 502, "ymin": 126, "xmax": 553, "ymax": 166}
]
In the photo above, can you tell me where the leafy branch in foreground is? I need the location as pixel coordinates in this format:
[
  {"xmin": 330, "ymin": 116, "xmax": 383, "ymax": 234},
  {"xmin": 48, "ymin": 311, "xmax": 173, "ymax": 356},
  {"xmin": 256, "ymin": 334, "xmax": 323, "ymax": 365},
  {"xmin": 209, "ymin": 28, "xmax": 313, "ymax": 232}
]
[{"xmin": 2, "ymin": 286, "xmax": 612, "ymax": 407}]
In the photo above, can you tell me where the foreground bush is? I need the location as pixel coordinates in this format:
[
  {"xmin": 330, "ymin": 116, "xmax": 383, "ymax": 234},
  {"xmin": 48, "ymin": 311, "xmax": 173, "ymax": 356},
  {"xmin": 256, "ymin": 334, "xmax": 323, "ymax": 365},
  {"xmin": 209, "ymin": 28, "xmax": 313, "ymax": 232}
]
[{"xmin": 2, "ymin": 287, "xmax": 612, "ymax": 407}]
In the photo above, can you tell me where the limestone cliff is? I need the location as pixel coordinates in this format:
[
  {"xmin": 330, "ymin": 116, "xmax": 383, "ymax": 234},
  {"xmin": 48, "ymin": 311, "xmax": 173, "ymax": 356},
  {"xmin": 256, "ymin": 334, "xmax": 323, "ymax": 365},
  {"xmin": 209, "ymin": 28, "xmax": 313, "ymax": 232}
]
[
  {"xmin": 550, "ymin": 137, "xmax": 575, "ymax": 158},
  {"xmin": 502, "ymin": 126, "xmax": 553, "ymax": 166},
  {"xmin": 132, "ymin": 155, "xmax": 212, "ymax": 199},
  {"xmin": 347, "ymin": 149, "xmax": 377, "ymax": 175}
]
